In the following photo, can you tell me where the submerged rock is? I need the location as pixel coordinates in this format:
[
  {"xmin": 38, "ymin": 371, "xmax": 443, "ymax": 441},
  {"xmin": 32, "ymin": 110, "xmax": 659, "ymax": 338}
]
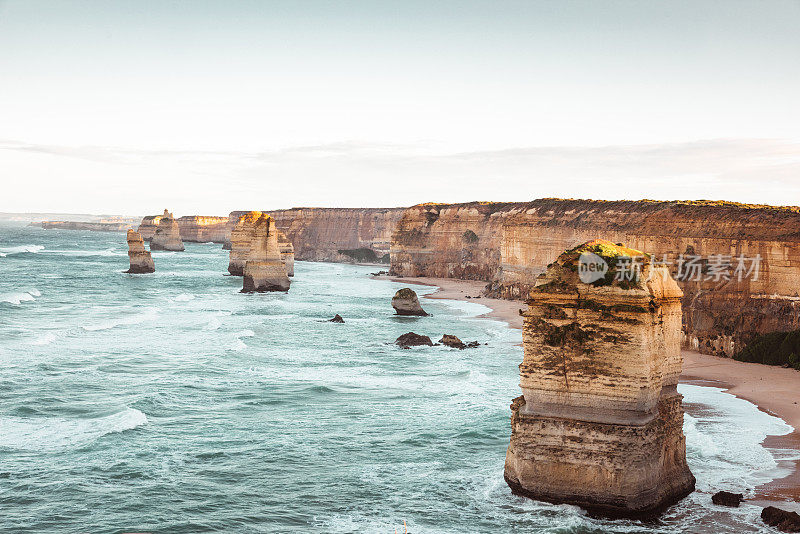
[
  {"xmin": 439, "ymin": 334, "xmax": 466, "ymax": 349},
  {"xmin": 150, "ymin": 210, "xmax": 185, "ymax": 251},
  {"xmin": 395, "ymin": 332, "xmax": 433, "ymax": 348},
  {"xmin": 762, "ymin": 506, "xmax": 800, "ymax": 532},
  {"xmin": 712, "ymin": 491, "xmax": 744, "ymax": 507},
  {"xmin": 124, "ymin": 230, "xmax": 155, "ymax": 274},
  {"xmin": 329, "ymin": 314, "xmax": 345, "ymax": 323},
  {"xmin": 392, "ymin": 288, "xmax": 428, "ymax": 316},
  {"xmin": 504, "ymin": 240, "xmax": 695, "ymax": 518},
  {"xmin": 242, "ymin": 215, "xmax": 290, "ymax": 293}
]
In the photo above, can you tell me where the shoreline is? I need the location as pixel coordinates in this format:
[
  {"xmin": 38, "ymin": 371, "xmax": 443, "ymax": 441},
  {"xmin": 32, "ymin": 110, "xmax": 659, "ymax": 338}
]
[{"xmin": 379, "ymin": 274, "xmax": 800, "ymax": 504}]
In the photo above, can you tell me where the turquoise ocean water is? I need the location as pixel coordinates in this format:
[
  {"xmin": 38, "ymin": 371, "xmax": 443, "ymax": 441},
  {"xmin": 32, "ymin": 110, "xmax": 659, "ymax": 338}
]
[{"xmin": 0, "ymin": 222, "xmax": 795, "ymax": 533}]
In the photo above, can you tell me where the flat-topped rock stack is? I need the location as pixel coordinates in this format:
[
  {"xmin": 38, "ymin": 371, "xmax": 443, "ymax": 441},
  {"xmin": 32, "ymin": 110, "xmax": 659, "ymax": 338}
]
[
  {"xmin": 228, "ymin": 211, "xmax": 294, "ymax": 278},
  {"xmin": 150, "ymin": 210, "xmax": 185, "ymax": 251},
  {"xmin": 124, "ymin": 230, "xmax": 155, "ymax": 273},
  {"xmin": 242, "ymin": 214, "xmax": 291, "ymax": 292},
  {"xmin": 279, "ymin": 237, "xmax": 295, "ymax": 277},
  {"xmin": 504, "ymin": 239, "xmax": 695, "ymax": 517}
]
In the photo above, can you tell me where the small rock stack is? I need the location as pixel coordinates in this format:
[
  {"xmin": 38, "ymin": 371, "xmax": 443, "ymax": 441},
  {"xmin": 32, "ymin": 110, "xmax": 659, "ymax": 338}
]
[
  {"xmin": 150, "ymin": 209, "xmax": 185, "ymax": 251},
  {"xmin": 504, "ymin": 240, "xmax": 695, "ymax": 517},
  {"xmin": 391, "ymin": 288, "xmax": 428, "ymax": 316},
  {"xmin": 124, "ymin": 230, "xmax": 155, "ymax": 274},
  {"xmin": 242, "ymin": 214, "xmax": 290, "ymax": 293}
]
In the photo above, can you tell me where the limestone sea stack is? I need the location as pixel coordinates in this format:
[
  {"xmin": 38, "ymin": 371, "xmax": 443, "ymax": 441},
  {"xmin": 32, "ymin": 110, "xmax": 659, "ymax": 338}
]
[
  {"xmin": 279, "ymin": 236, "xmax": 295, "ymax": 277},
  {"xmin": 504, "ymin": 240, "xmax": 695, "ymax": 517},
  {"xmin": 228, "ymin": 211, "xmax": 262, "ymax": 275},
  {"xmin": 124, "ymin": 230, "xmax": 155, "ymax": 273},
  {"xmin": 228, "ymin": 211, "xmax": 294, "ymax": 277},
  {"xmin": 242, "ymin": 214, "xmax": 290, "ymax": 293},
  {"xmin": 392, "ymin": 288, "xmax": 428, "ymax": 316},
  {"xmin": 150, "ymin": 210, "xmax": 185, "ymax": 251}
]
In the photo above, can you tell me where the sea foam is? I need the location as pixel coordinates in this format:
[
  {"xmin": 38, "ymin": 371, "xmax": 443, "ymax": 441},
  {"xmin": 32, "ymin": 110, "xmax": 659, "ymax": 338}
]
[{"xmin": 0, "ymin": 408, "xmax": 147, "ymax": 452}]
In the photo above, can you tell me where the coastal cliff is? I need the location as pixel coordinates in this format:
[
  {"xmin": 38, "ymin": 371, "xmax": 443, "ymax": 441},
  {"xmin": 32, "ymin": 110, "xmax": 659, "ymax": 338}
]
[
  {"xmin": 504, "ymin": 241, "xmax": 694, "ymax": 517},
  {"xmin": 270, "ymin": 207, "xmax": 406, "ymax": 263},
  {"xmin": 138, "ymin": 214, "xmax": 228, "ymax": 243},
  {"xmin": 36, "ymin": 220, "xmax": 138, "ymax": 232},
  {"xmin": 390, "ymin": 199, "xmax": 800, "ymax": 356}
]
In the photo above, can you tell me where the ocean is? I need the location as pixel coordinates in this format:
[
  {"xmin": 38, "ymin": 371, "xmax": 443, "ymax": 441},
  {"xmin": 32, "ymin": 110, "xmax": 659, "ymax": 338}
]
[{"xmin": 0, "ymin": 222, "xmax": 795, "ymax": 533}]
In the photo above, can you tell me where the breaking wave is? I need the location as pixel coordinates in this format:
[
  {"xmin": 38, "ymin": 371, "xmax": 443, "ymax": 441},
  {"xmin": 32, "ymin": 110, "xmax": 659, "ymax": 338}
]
[
  {"xmin": 0, "ymin": 244, "xmax": 44, "ymax": 255},
  {"xmin": 0, "ymin": 408, "xmax": 147, "ymax": 452}
]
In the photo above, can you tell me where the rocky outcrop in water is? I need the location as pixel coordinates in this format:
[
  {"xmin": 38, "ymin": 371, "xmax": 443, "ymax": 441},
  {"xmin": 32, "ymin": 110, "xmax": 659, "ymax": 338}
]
[
  {"xmin": 390, "ymin": 199, "xmax": 800, "ymax": 357},
  {"xmin": 228, "ymin": 211, "xmax": 294, "ymax": 277},
  {"xmin": 149, "ymin": 210, "xmax": 185, "ymax": 251},
  {"xmin": 124, "ymin": 230, "xmax": 155, "ymax": 273},
  {"xmin": 504, "ymin": 240, "xmax": 695, "ymax": 518},
  {"xmin": 395, "ymin": 332, "xmax": 433, "ymax": 347},
  {"xmin": 439, "ymin": 334, "xmax": 465, "ymax": 349},
  {"xmin": 392, "ymin": 288, "xmax": 428, "ymax": 316},
  {"xmin": 279, "ymin": 238, "xmax": 295, "ymax": 277},
  {"xmin": 329, "ymin": 314, "xmax": 345, "ymax": 323},
  {"xmin": 712, "ymin": 491, "xmax": 743, "ymax": 507},
  {"xmin": 762, "ymin": 506, "xmax": 800, "ymax": 532},
  {"xmin": 242, "ymin": 215, "xmax": 290, "ymax": 293}
]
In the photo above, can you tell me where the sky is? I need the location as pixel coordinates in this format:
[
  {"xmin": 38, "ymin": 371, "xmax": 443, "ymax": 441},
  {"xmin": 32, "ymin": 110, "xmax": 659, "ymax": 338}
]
[{"xmin": 1, "ymin": 0, "xmax": 799, "ymax": 215}]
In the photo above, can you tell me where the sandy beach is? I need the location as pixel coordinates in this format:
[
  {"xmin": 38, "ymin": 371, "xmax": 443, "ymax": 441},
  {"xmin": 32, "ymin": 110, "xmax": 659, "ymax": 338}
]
[{"xmin": 383, "ymin": 274, "xmax": 800, "ymax": 503}]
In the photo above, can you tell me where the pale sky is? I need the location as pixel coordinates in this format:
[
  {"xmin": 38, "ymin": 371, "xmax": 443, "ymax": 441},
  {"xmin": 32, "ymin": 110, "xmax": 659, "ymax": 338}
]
[{"xmin": 1, "ymin": 0, "xmax": 799, "ymax": 215}]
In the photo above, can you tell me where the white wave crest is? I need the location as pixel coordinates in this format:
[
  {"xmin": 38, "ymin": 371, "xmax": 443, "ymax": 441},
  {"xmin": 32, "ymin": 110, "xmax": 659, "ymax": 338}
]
[
  {"xmin": 1, "ymin": 290, "xmax": 39, "ymax": 305},
  {"xmin": 0, "ymin": 408, "xmax": 147, "ymax": 452},
  {"xmin": 230, "ymin": 339, "xmax": 247, "ymax": 351},
  {"xmin": 204, "ymin": 317, "xmax": 222, "ymax": 330},
  {"xmin": 82, "ymin": 307, "xmax": 159, "ymax": 331},
  {"xmin": 237, "ymin": 329, "xmax": 255, "ymax": 337},
  {"xmin": 173, "ymin": 293, "xmax": 195, "ymax": 302},
  {"xmin": 28, "ymin": 332, "xmax": 58, "ymax": 346},
  {"xmin": 0, "ymin": 244, "xmax": 44, "ymax": 255}
]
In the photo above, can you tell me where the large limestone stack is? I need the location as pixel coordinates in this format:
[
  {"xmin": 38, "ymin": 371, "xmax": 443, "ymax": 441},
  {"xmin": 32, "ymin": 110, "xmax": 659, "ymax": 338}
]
[
  {"xmin": 150, "ymin": 210, "xmax": 185, "ymax": 251},
  {"xmin": 228, "ymin": 211, "xmax": 294, "ymax": 277},
  {"xmin": 228, "ymin": 211, "xmax": 263, "ymax": 275},
  {"xmin": 124, "ymin": 230, "xmax": 155, "ymax": 273},
  {"xmin": 504, "ymin": 240, "xmax": 695, "ymax": 517},
  {"xmin": 242, "ymin": 214, "xmax": 290, "ymax": 292}
]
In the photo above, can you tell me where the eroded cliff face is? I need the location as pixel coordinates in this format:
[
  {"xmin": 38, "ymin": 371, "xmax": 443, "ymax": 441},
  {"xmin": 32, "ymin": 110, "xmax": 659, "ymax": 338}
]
[
  {"xmin": 271, "ymin": 207, "xmax": 406, "ymax": 263},
  {"xmin": 138, "ymin": 214, "xmax": 229, "ymax": 243},
  {"xmin": 150, "ymin": 210, "xmax": 185, "ymax": 252},
  {"xmin": 242, "ymin": 215, "xmax": 290, "ymax": 293},
  {"xmin": 504, "ymin": 241, "xmax": 694, "ymax": 517},
  {"xmin": 228, "ymin": 211, "xmax": 294, "ymax": 277},
  {"xmin": 124, "ymin": 230, "xmax": 155, "ymax": 274},
  {"xmin": 390, "ymin": 199, "xmax": 800, "ymax": 356}
]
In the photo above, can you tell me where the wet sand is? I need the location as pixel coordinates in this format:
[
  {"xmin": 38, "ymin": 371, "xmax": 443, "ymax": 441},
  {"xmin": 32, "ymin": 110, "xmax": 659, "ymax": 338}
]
[{"xmin": 380, "ymin": 274, "xmax": 800, "ymax": 502}]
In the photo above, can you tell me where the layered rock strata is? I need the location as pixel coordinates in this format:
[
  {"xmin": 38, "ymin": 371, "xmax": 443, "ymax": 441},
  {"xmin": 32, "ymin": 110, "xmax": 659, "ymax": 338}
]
[
  {"xmin": 124, "ymin": 230, "xmax": 155, "ymax": 273},
  {"xmin": 390, "ymin": 199, "xmax": 800, "ymax": 356},
  {"xmin": 149, "ymin": 210, "xmax": 185, "ymax": 251},
  {"xmin": 227, "ymin": 211, "xmax": 293, "ymax": 277},
  {"xmin": 270, "ymin": 207, "xmax": 406, "ymax": 263},
  {"xmin": 242, "ymin": 215, "xmax": 290, "ymax": 292},
  {"xmin": 504, "ymin": 240, "xmax": 695, "ymax": 517},
  {"xmin": 391, "ymin": 288, "xmax": 428, "ymax": 316},
  {"xmin": 138, "ymin": 214, "xmax": 229, "ymax": 243}
]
